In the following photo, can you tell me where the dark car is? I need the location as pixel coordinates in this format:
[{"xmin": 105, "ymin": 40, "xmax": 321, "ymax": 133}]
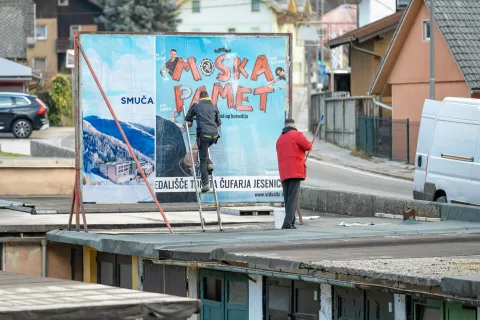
[{"xmin": 0, "ymin": 92, "xmax": 49, "ymax": 138}]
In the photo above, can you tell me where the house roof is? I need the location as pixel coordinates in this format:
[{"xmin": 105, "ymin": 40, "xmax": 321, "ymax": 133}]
[
  {"xmin": 328, "ymin": 10, "xmax": 403, "ymax": 48},
  {"xmin": 369, "ymin": 0, "xmax": 480, "ymax": 94},
  {"xmin": 0, "ymin": 271, "xmax": 200, "ymax": 319},
  {"xmin": 0, "ymin": 0, "xmax": 35, "ymax": 59},
  {"xmin": 0, "ymin": 58, "xmax": 37, "ymax": 80}
]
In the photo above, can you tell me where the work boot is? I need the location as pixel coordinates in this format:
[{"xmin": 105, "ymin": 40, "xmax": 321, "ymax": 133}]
[
  {"xmin": 201, "ymin": 184, "xmax": 210, "ymax": 193},
  {"xmin": 207, "ymin": 163, "xmax": 214, "ymax": 175}
]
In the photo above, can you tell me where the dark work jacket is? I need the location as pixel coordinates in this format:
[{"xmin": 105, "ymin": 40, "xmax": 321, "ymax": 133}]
[{"xmin": 185, "ymin": 98, "xmax": 221, "ymax": 136}]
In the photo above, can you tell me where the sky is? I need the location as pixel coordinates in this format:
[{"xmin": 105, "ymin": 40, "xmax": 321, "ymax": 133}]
[{"xmin": 80, "ymin": 34, "xmax": 156, "ymax": 127}]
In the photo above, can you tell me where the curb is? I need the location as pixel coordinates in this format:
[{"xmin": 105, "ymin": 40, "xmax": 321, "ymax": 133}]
[{"xmin": 308, "ymin": 154, "xmax": 414, "ymax": 182}]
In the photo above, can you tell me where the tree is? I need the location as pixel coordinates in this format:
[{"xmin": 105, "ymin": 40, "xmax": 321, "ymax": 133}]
[{"xmin": 95, "ymin": 0, "xmax": 181, "ymax": 32}]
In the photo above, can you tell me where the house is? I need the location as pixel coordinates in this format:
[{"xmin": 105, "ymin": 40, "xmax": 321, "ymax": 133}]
[
  {"xmin": 0, "ymin": 58, "xmax": 41, "ymax": 93},
  {"xmin": 28, "ymin": 0, "xmax": 103, "ymax": 83},
  {"xmin": 328, "ymin": 11, "xmax": 403, "ymax": 99},
  {"xmin": 368, "ymin": 0, "xmax": 480, "ymax": 160},
  {"xmin": 175, "ymin": 0, "xmax": 312, "ymax": 86},
  {"xmin": 358, "ymin": 0, "xmax": 409, "ymax": 27}
]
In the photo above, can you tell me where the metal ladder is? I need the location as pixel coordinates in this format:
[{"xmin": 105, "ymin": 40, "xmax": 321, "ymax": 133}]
[{"xmin": 181, "ymin": 110, "xmax": 223, "ymax": 232}]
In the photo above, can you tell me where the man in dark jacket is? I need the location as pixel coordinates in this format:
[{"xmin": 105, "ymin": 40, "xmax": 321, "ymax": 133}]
[
  {"xmin": 276, "ymin": 118, "xmax": 312, "ymax": 229},
  {"xmin": 185, "ymin": 91, "xmax": 221, "ymax": 192}
]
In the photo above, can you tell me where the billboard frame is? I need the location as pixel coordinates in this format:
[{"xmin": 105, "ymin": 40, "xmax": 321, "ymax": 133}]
[{"xmin": 71, "ymin": 32, "xmax": 293, "ymax": 232}]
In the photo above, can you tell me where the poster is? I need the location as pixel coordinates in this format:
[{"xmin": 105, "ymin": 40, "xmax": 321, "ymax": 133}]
[{"xmin": 80, "ymin": 34, "xmax": 290, "ymax": 204}]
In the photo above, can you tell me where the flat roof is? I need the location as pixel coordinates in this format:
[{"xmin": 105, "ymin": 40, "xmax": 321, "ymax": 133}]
[
  {"xmin": 46, "ymin": 214, "xmax": 480, "ymax": 286},
  {"xmin": 0, "ymin": 271, "xmax": 200, "ymax": 319}
]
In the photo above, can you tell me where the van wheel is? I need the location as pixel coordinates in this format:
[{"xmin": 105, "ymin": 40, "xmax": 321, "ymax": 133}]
[{"xmin": 435, "ymin": 196, "xmax": 447, "ymax": 203}]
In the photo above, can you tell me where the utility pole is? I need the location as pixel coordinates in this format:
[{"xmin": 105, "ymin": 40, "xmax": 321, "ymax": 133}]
[
  {"xmin": 430, "ymin": 0, "xmax": 435, "ymax": 99},
  {"xmin": 306, "ymin": 0, "xmax": 311, "ymax": 118},
  {"xmin": 320, "ymin": 0, "xmax": 324, "ymax": 64},
  {"xmin": 315, "ymin": 0, "xmax": 320, "ymax": 91}
]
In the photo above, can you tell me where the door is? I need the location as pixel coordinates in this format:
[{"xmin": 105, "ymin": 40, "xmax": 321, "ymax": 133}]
[
  {"xmin": 426, "ymin": 119, "xmax": 479, "ymax": 203},
  {"xmin": 266, "ymin": 278, "xmax": 292, "ymax": 319},
  {"xmin": 225, "ymin": 273, "xmax": 248, "ymax": 320},
  {"xmin": 414, "ymin": 115, "xmax": 438, "ymax": 198},
  {"xmin": 200, "ymin": 269, "xmax": 225, "ymax": 320},
  {"xmin": 0, "ymin": 95, "xmax": 14, "ymax": 131},
  {"xmin": 445, "ymin": 302, "xmax": 476, "ymax": 320},
  {"xmin": 293, "ymin": 281, "xmax": 320, "ymax": 320},
  {"xmin": 413, "ymin": 299, "xmax": 443, "ymax": 320},
  {"xmin": 334, "ymin": 287, "xmax": 364, "ymax": 320}
]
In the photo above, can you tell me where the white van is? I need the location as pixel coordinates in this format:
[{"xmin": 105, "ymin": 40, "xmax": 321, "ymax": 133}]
[{"xmin": 413, "ymin": 97, "xmax": 480, "ymax": 204}]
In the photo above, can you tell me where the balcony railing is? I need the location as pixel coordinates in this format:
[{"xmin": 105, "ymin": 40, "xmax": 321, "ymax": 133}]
[{"xmin": 56, "ymin": 38, "xmax": 74, "ymax": 52}]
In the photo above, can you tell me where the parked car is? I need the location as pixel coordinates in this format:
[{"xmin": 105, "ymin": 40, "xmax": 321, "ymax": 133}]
[
  {"xmin": 413, "ymin": 97, "xmax": 480, "ymax": 205},
  {"xmin": 0, "ymin": 92, "xmax": 49, "ymax": 138}
]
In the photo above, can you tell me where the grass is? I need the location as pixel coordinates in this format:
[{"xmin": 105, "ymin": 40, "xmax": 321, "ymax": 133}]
[
  {"xmin": 0, "ymin": 151, "xmax": 25, "ymax": 157},
  {"xmin": 351, "ymin": 149, "xmax": 371, "ymax": 160}
]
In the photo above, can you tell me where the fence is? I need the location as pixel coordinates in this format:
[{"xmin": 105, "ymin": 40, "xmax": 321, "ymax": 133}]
[
  {"xmin": 357, "ymin": 116, "xmax": 419, "ymax": 163},
  {"xmin": 310, "ymin": 93, "xmax": 377, "ymax": 149}
]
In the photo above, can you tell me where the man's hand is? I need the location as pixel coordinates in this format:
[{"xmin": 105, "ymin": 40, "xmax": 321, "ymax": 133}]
[{"xmin": 185, "ymin": 121, "xmax": 192, "ymax": 128}]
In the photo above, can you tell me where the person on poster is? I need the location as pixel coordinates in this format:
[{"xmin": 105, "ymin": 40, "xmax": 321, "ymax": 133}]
[
  {"xmin": 267, "ymin": 66, "xmax": 287, "ymax": 90},
  {"xmin": 276, "ymin": 118, "xmax": 312, "ymax": 229},
  {"xmin": 160, "ymin": 49, "xmax": 179, "ymax": 78},
  {"xmin": 185, "ymin": 91, "xmax": 221, "ymax": 193}
]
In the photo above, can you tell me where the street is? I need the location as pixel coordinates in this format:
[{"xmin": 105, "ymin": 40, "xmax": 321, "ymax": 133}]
[{"xmin": 305, "ymin": 158, "xmax": 413, "ymax": 199}]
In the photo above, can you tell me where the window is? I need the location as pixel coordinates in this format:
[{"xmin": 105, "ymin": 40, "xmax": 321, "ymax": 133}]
[
  {"xmin": 192, "ymin": 0, "xmax": 200, "ymax": 13},
  {"xmin": 58, "ymin": 0, "xmax": 68, "ymax": 6},
  {"xmin": 70, "ymin": 25, "xmax": 81, "ymax": 39},
  {"xmin": 97, "ymin": 253, "xmax": 132, "ymax": 289},
  {"xmin": 36, "ymin": 25, "xmax": 47, "ymax": 40},
  {"xmin": 12, "ymin": 97, "xmax": 31, "ymax": 106},
  {"xmin": 33, "ymin": 58, "xmax": 47, "ymax": 72},
  {"xmin": 423, "ymin": 20, "xmax": 431, "ymax": 41},
  {"xmin": 252, "ymin": 0, "xmax": 260, "ymax": 12},
  {"xmin": 228, "ymin": 28, "xmax": 236, "ymax": 33},
  {"xmin": 0, "ymin": 96, "xmax": 13, "ymax": 108},
  {"xmin": 204, "ymin": 277, "xmax": 222, "ymax": 302}
]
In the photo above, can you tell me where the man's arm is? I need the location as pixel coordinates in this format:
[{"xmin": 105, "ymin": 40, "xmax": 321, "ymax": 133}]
[
  {"xmin": 298, "ymin": 132, "xmax": 313, "ymax": 151},
  {"xmin": 215, "ymin": 106, "xmax": 221, "ymax": 127},
  {"xmin": 185, "ymin": 105, "xmax": 195, "ymax": 123}
]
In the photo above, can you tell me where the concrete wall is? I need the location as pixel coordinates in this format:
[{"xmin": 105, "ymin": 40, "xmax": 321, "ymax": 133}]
[
  {"xmin": 5, "ymin": 242, "xmax": 42, "ymax": 276},
  {"xmin": 249, "ymin": 274, "xmax": 263, "ymax": 320},
  {"xmin": 359, "ymin": 0, "xmax": 396, "ymax": 27},
  {"xmin": 3, "ymin": 241, "xmax": 72, "ymax": 279},
  {"xmin": 0, "ymin": 158, "xmax": 75, "ymax": 196},
  {"xmin": 30, "ymin": 140, "xmax": 74, "ymax": 158},
  {"xmin": 300, "ymin": 186, "xmax": 480, "ymax": 222}
]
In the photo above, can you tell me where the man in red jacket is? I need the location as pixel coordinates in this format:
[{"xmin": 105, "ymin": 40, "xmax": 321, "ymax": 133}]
[{"xmin": 276, "ymin": 118, "xmax": 312, "ymax": 229}]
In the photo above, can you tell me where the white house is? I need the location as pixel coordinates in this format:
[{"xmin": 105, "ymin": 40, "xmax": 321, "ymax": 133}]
[
  {"xmin": 176, "ymin": 0, "xmax": 312, "ymax": 86},
  {"xmin": 358, "ymin": 0, "xmax": 409, "ymax": 27}
]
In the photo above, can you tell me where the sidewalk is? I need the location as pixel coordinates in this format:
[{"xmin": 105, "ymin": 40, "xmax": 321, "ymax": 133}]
[
  {"xmin": 306, "ymin": 132, "xmax": 415, "ymax": 180},
  {"xmin": 292, "ymin": 87, "xmax": 415, "ymax": 181}
]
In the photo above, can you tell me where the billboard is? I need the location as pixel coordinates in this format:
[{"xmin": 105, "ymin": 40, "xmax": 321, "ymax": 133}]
[{"xmin": 79, "ymin": 33, "xmax": 290, "ymax": 204}]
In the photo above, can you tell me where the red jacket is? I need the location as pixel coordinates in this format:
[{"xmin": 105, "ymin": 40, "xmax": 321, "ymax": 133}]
[{"xmin": 276, "ymin": 127, "xmax": 313, "ymax": 181}]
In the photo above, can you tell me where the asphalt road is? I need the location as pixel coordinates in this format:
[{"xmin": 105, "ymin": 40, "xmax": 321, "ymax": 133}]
[{"xmin": 305, "ymin": 157, "xmax": 413, "ymax": 199}]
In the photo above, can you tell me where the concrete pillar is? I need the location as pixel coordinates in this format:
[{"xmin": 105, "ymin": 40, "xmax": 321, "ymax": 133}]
[
  {"xmin": 187, "ymin": 267, "xmax": 199, "ymax": 320},
  {"xmin": 320, "ymin": 284, "xmax": 332, "ymax": 320},
  {"xmin": 394, "ymin": 294, "xmax": 407, "ymax": 320},
  {"xmin": 249, "ymin": 275, "xmax": 263, "ymax": 320}
]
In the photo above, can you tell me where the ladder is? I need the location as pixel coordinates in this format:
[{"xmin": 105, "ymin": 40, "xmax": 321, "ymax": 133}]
[{"xmin": 181, "ymin": 109, "xmax": 223, "ymax": 232}]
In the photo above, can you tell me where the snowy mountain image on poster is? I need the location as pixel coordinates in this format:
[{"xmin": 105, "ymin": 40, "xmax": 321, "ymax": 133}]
[{"xmin": 79, "ymin": 34, "xmax": 156, "ymax": 203}]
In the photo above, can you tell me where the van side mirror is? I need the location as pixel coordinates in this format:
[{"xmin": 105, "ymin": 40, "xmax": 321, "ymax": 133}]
[{"xmin": 418, "ymin": 155, "xmax": 422, "ymax": 167}]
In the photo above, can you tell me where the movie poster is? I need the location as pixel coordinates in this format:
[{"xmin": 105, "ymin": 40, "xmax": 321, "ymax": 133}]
[{"xmin": 80, "ymin": 34, "xmax": 289, "ymax": 204}]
